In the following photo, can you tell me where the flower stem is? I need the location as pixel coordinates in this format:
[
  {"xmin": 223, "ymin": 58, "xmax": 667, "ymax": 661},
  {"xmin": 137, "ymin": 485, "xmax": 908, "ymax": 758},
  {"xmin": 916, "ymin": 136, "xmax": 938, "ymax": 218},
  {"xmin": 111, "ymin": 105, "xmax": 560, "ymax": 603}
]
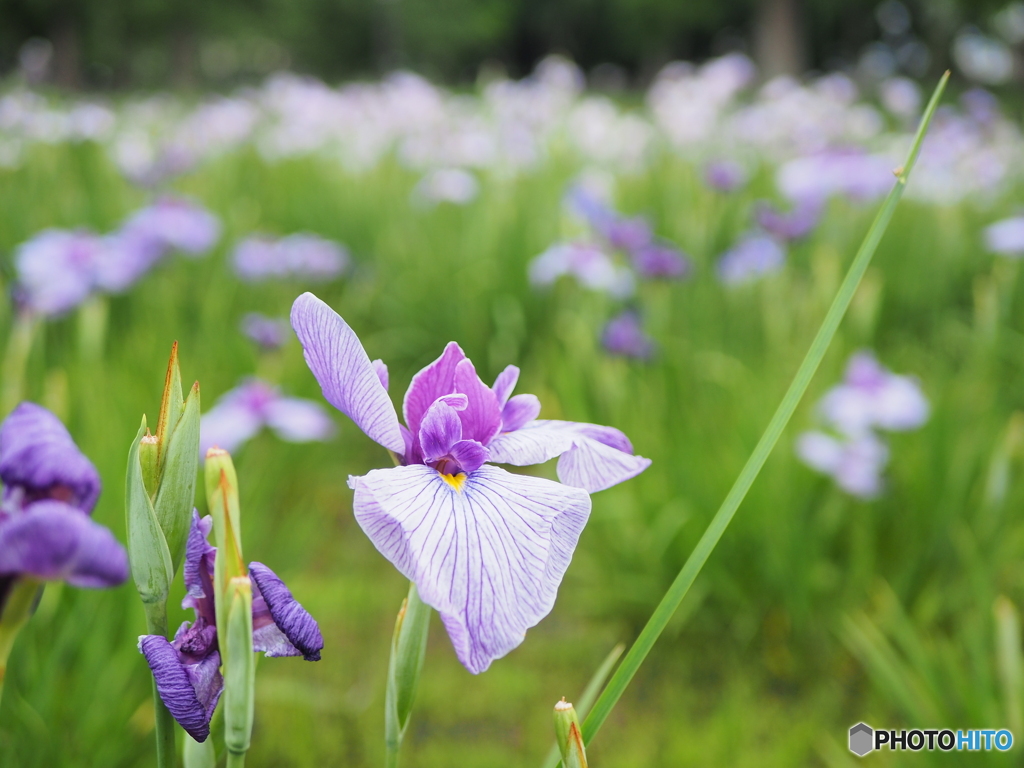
[
  {"xmin": 0, "ymin": 579, "xmax": 41, "ymax": 713},
  {"xmin": 384, "ymin": 582, "xmax": 431, "ymax": 768},
  {"xmin": 0, "ymin": 312, "xmax": 38, "ymax": 416},
  {"xmin": 577, "ymin": 71, "xmax": 951, "ymax": 754},
  {"xmin": 145, "ymin": 600, "xmax": 177, "ymax": 768},
  {"xmin": 226, "ymin": 752, "xmax": 247, "ymax": 768}
]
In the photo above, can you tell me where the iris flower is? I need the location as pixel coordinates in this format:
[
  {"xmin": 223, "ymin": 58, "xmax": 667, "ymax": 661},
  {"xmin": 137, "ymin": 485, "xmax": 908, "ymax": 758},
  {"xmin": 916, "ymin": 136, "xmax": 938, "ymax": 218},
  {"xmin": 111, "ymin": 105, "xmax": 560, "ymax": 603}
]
[
  {"xmin": 199, "ymin": 378, "xmax": 335, "ymax": 457},
  {"xmin": 139, "ymin": 512, "xmax": 323, "ymax": 742},
  {"xmin": 0, "ymin": 402, "xmax": 128, "ymax": 601},
  {"xmin": 602, "ymin": 311, "xmax": 656, "ymax": 360},
  {"xmin": 291, "ymin": 292, "xmax": 650, "ymax": 673}
]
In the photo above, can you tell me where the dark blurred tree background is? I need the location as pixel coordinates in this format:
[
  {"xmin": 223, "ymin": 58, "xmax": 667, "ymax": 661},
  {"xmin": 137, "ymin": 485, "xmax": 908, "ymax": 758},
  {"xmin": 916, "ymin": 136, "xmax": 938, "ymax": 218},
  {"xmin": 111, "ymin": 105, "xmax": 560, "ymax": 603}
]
[{"xmin": 0, "ymin": 0, "xmax": 1013, "ymax": 89}]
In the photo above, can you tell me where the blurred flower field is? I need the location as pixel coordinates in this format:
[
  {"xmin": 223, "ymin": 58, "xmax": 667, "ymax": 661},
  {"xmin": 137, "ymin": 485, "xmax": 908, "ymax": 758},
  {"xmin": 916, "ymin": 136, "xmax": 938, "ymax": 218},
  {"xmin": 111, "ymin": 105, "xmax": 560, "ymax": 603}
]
[{"xmin": 2, "ymin": 55, "xmax": 1024, "ymax": 766}]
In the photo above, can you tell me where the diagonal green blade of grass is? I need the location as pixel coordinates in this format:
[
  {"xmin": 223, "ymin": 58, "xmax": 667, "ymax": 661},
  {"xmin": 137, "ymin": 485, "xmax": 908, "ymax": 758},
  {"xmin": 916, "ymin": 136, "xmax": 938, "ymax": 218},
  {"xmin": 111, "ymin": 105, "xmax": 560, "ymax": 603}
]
[{"xmin": 576, "ymin": 71, "xmax": 950, "ymax": 753}]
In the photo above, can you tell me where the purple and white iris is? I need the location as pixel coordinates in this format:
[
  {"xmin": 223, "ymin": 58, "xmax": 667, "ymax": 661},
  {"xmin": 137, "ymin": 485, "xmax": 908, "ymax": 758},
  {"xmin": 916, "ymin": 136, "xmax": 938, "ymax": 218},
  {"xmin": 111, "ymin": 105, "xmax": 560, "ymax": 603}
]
[
  {"xmin": 716, "ymin": 233, "xmax": 786, "ymax": 285},
  {"xmin": 291, "ymin": 292, "xmax": 651, "ymax": 673},
  {"xmin": 232, "ymin": 233, "xmax": 349, "ymax": 282},
  {"xmin": 199, "ymin": 378, "xmax": 335, "ymax": 457},
  {"xmin": 0, "ymin": 402, "xmax": 128, "ymax": 603},
  {"xmin": 139, "ymin": 512, "xmax": 323, "ymax": 742},
  {"xmin": 796, "ymin": 351, "xmax": 928, "ymax": 498},
  {"xmin": 12, "ymin": 197, "xmax": 220, "ymax": 316}
]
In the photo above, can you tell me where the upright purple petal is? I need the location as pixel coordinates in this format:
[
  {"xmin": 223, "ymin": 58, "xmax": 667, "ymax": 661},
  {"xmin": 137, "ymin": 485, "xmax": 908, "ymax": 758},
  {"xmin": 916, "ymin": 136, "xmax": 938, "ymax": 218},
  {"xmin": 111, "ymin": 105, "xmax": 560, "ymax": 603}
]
[
  {"xmin": 492, "ymin": 366, "xmax": 520, "ymax": 408},
  {"xmin": 419, "ymin": 400, "xmax": 464, "ymax": 463},
  {"xmin": 501, "ymin": 395, "xmax": 541, "ymax": 433},
  {"xmin": 447, "ymin": 440, "xmax": 489, "ymax": 474},
  {"xmin": 182, "ymin": 512, "xmax": 216, "ymax": 625},
  {"xmin": 291, "ymin": 293, "xmax": 405, "ymax": 454},
  {"xmin": 453, "ymin": 359, "xmax": 502, "ymax": 446},
  {"xmin": 372, "ymin": 359, "xmax": 389, "ymax": 391},
  {"xmin": 138, "ymin": 635, "xmax": 221, "ymax": 742},
  {"xmin": 402, "ymin": 342, "xmax": 466, "ymax": 457},
  {"xmin": 264, "ymin": 397, "xmax": 336, "ymax": 443},
  {"xmin": 249, "ymin": 562, "xmax": 323, "ymax": 661},
  {"xmin": 0, "ymin": 402, "xmax": 101, "ymax": 513},
  {"xmin": 0, "ymin": 501, "xmax": 127, "ymax": 587},
  {"xmin": 350, "ymin": 464, "xmax": 591, "ymax": 674}
]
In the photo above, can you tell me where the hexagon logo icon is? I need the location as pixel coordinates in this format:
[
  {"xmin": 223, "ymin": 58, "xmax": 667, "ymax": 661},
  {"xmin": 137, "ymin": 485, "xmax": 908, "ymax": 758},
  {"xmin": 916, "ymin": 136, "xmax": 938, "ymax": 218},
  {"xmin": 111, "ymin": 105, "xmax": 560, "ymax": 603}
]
[{"xmin": 849, "ymin": 723, "xmax": 874, "ymax": 757}]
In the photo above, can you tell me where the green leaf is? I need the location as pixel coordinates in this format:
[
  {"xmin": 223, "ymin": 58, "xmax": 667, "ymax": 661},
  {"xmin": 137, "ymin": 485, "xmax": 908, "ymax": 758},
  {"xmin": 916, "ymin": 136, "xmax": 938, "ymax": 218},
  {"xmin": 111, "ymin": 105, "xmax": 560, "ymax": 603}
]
[
  {"xmin": 153, "ymin": 381, "xmax": 201, "ymax": 573},
  {"xmin": 222, "ymin": 578, "xmax": 255, "ymax": 757},
  {"xmin": 125, "ymin": 416, "xmax": 173, "ymax": 605},
  {"xmin": 578, "ymin": 71, "xmax": 951, "ymax": 751}
]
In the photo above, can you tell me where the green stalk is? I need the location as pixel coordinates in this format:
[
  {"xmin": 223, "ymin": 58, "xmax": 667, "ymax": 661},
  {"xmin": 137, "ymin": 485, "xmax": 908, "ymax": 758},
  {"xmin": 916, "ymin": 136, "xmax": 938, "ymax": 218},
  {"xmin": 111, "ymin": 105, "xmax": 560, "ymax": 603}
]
[
  {"xmin": 578, "ymin": 71, "xmax": 951, "ymax": 751},
  {"xmin": 385, "ymin": 583, "xmax": 431, "ymax": 768},
  {"xmin": 0, "ymin": 579, "xmax": 42, "ymax": 709},
  {"xmin": 226, "ymin": 752, "xmax": 246, "ymax": 768},
  {"xmin": 145, "ymin": 600, "xmax": 177, "ymax": 768},
  {"xmin": 1, "ymin": 313, "xmax": 38, "ymax": 416}
]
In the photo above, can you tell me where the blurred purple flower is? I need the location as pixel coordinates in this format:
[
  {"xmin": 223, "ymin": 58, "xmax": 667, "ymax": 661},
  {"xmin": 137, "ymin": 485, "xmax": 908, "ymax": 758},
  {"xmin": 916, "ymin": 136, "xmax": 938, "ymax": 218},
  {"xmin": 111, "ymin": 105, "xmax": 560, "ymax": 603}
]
[
  {"xmin": 291, "ymin": 292, "xmax": 650, "ymax": 673},
  {"xmin": 529, "ymin": 241, "xmax": 635, "ymax": 298},
  {"xmin": 755, "ymin": 199, "xmax": 822, "ymax": 242},
  {"xmin": 777, "ymin": 149, "xmax": 894, "ymax": 206},
  {"xmin": 0, "ymin": 402, "xmax": 127, "ymax": 600},
  {"xmin": 605, "ymin": 216, "xmax": 653, "ymax": 252},
  {"xmin": 984, "ymin": 216, "xmax": 1024, "ymax": 256},
  {"xmin": 795, "ymin": 430, "xmax": 889, "ymax": 499},
  {"xmin": 139, "ymin": 512, "xmax": 323, "ymax": 742},
  {"xmin": 602, "ymin": 311, "xmax": 655, "ymax": 359},
  {"xmin": 12, "ymin": 230, "xmax": 103, "ymax": 316},
  {"xmin": 818, "ymin": 351, "xmax": 929, "ymax": 437},
  {"xmin": 716, "ymin": 233, "xmax": 786, "ymax": 285},
  {"xmin": 412, "ymin": 168, "xmax": 480, "ymax": 206},
  {"xmin": 120, "ymin": 197, "xmax": 221, "ymax": 257},
  {"xmin": 200, "ymin": 378, "xmax": 335, "ymax": 457},
  {"xmin": 704, "ymin": 159, "xmax": 748, "ymax": 193},
  {"xmin": 241, "ymin": 313, "xmax": 291, "ymax": 351},
  {"xmin": 961, "ymin": 88, "xmax": 1000, "ymax": 126},
  {"xmin": 233, "ymin": 233, "xmax": 349, "ymax": 282},
  {"xmin": 630, "ymin": 241, "xmax": 691, "ymax": 279}
]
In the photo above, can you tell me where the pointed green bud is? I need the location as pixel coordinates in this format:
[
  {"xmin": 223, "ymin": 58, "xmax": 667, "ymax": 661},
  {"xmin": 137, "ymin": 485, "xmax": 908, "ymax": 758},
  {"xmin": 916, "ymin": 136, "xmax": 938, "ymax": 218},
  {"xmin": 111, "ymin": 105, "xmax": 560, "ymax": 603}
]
[
  {"xmin": 205, "ymin": 448, "xmax": 245, "ymax": 645},
  {"xmin": 139, "ymin": 431, "xmax": 160, "ymax": 499},
  {"xmin": 156, "ymin": 341, "xmax": 183, "ymax": 466},
  {"xmin": 385, "ymin": 583, "xmax": 431, "ymax": 755},
  {"xmin": 153, "ymin": 379, "xmax": 200, "ymax": 572},
  {"xmin": 125, "ymin": 416, "xmax": 173, "ymax": 606},
  {"xmin": 223, "ymin": 576, "xmax": 255, "ymax": 758},
  {"xmin": 554, "ymin": 699, "xmax": 588, "ymax": 768}
]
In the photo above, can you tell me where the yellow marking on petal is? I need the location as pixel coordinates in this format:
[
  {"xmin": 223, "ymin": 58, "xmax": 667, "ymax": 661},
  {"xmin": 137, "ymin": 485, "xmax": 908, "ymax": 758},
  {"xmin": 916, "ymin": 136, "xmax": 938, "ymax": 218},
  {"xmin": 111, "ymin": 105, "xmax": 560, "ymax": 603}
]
[{"xmin": 439, "ymin": 471, "xmax": 467, "ymax": 492}]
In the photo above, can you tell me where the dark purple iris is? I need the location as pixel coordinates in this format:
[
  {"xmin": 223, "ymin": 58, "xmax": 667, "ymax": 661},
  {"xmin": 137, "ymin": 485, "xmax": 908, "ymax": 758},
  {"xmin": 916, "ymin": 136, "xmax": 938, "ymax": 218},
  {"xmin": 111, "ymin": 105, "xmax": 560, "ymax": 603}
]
[
  {"xmin": 138, "ymin": 512, "xmax": 323, "ymax": 742},
  {"xmin": 0, "ymin": 402, "xmax": 127, "ymax": 610}
]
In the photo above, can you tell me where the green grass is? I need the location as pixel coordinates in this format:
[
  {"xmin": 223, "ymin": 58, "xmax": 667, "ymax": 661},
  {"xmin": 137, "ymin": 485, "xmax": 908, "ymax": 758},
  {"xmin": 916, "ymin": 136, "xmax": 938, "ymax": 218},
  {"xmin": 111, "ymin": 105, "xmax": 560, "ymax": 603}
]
[{"xmin": 1, "ymin": 134, "xmax": 1023, "ymax": 766}]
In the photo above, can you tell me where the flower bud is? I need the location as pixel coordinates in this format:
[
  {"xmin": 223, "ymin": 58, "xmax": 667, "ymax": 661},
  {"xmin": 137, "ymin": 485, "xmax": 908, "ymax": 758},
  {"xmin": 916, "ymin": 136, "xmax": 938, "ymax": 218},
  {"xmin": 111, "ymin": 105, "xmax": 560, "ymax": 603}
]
[
  {"xmin": 139, "ymin": 432, "xmax": 160, "ymax": 499},
  {"xmin": 223, "ymin": 575, "xmax": 255, "ymax": 757},
  {"xmin": 125, "ymin": 343, "xmax": 201, "ymax": 606},
  {"xmin": 553, "ymin": 699, "xmax": 588, "ymax": 768},
  {"xmin": 385, "ymin": 584, "xmax": 431, "ymax": 754},
  {"xmin": 204, "ymin": 448, "xmax": 245, "ymax": 645}
]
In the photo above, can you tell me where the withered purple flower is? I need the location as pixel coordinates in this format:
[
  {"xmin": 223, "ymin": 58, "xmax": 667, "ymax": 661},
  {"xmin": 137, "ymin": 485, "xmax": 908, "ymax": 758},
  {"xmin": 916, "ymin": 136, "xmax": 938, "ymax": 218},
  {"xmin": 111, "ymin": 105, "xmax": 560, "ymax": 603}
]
[
  {"xmin": 139, "ymin": 512, "xmax": 323, "ymax": 742},
  {"xmin": 0, "ymin": 403, "xmax": 127, "ymax": 605},
  {"xmin": 291, "ymin": 292, "xmax": 650, "ymax": 673}
]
